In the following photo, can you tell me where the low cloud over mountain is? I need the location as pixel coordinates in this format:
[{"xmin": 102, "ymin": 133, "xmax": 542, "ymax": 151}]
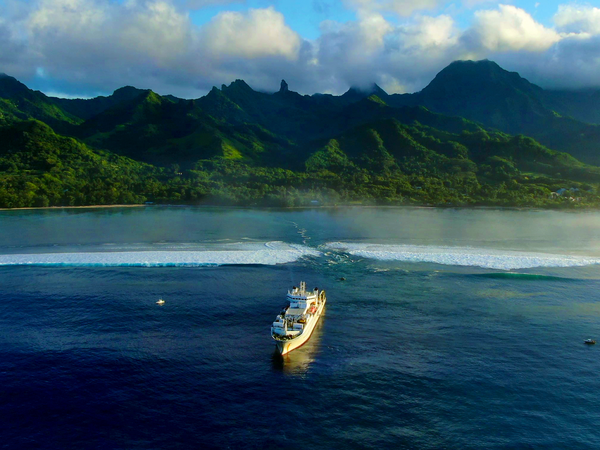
[{"xmin": 1, "ymin": 0, "xmax": 600, "ymax": 98}]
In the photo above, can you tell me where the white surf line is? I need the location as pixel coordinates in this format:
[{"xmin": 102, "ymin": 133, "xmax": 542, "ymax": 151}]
[
  {"xmin": 324, "ymin": 242, "xmax": 600, "ymax": 270},
  {"xmin": 0, "ymin": 242, "xmax": 321, "ymax": 267}
]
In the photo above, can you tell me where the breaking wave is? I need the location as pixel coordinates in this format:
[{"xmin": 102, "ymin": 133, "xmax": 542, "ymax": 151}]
[
  {"xmin": 324, "ymin": 242, "xmax": 600, "ymax": 270},
  {"xmin": 0, "ymin": 242, "xmax": 320, "ymax": 267},
  {"xmin": 472, "ymin": 273, "xmax": 579, "ymax": 281}
]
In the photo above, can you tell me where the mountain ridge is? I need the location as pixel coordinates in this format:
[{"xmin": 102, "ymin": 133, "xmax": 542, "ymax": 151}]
[{"xmin": 2, "ymin": 60, "xmax": 600, "ymax": 208}]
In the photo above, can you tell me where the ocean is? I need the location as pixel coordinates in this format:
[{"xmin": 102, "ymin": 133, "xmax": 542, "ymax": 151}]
[{"xmin": 1, "ymin": 206, "xmax": 600, "ymax": 449}]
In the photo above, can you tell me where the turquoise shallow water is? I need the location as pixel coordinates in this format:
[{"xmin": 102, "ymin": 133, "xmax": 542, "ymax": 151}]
[{"xmin": 1, "ymin": 207, "xmax": 600, "ymax": 449}]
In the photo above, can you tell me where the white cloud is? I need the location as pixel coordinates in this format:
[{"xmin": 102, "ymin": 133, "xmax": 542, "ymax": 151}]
[
  {"xmin": 0, "ymin": 13, "xmax": 30, "ymax": 77},
  {"xmin": 378, "ymin": 73, "xmax": 408, "ymax": 94},
  {"xmin": 343, "ymin": 0, "xmax": 444, "ymax": 17},
  {"xmin": 378, "ymin": 15, "xmax": 463, "ymax": 92},
  {"xmin": 315, "ymin": 12, "xmax": 394, "ymax": 88},
  {"xmin": 399, "ymin": 14, "xmax": 458, "ymax": 50},
  {"xmin": 184, "ymin": 0, "xmax": 244, "ymax": 9},
  {"xmin": 461, "ymin": 0, "xmax": 499, "ymax": 7},
  {"xmin": 310, "ymin": 12, "xmax": 465, "ymax": 93},
  {"xmin": 492, "ymin": 32, "xmax": 600, "ymax": 90},
  {"xmin": 120, "ymin": 1, "xmax": 193, "ymax": 64},
  {"xmin": 201, "ymin": 7, "xmax": 301, "ymax": 60},
  {"xmin": 1, "ymin": 0, "xmax": 600, "ymax": 98},
  {"xmin": 554, "ymin": 5, "xmax": 600, "ymax": 35},
  {"xmin": 469, "ymin": 4, "xmax": 560, "ymax": 52},
  {"xmin": 6, "ymin": 1, "xmax": 303, "ymax": 96},
  {"xmin": 28, "ymin": 0, "xmax": 193, "ymax": 69},
  {"xmin": 28, "ymin": 0, "xmax": 107, "ymax": 32},
  {"xmin": 356, "ymin": 11, "xmax": 393, "ymax": 50}
]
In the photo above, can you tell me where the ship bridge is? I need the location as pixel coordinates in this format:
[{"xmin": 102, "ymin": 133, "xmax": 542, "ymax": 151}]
[{"xmin": 287, "ymin": 282, "xmax": 319, "ymax": 310}]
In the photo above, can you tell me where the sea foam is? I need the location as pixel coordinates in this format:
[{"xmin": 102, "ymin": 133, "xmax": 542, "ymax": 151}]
[
  {"xmin": 324, "ymin": 242, "xmax": 600, "ymax": 270},
  {"xmin": 0, "ymin": 242, "xmax": 320, "ymax": 267}
]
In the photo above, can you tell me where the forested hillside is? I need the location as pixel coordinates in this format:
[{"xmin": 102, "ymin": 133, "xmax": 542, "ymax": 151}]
[
  {"xmin": 1, "ymin": 61, "xmax": 600, "ymax": 208},
  {"xmin": 382, "ymin": 60, "xmax": 600, "ymax": 165}
]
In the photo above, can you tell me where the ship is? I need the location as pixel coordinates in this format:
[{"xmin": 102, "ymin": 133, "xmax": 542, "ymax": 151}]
[{"xmin": 271, "ymin": 281, "xmax": 326, "ymax": 355}]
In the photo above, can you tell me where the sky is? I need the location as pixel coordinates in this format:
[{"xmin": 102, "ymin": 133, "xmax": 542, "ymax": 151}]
[{"xmin": 0, "ymin": 0, "xmax": 599, "ymax": 98}]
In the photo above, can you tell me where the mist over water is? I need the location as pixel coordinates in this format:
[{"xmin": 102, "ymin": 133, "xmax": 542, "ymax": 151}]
[{"xmin": 2, "ymin": 206, "xmax": 600, "ymax": 448}]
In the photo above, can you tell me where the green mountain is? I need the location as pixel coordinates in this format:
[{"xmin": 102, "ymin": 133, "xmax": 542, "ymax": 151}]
[
  {"xmin": 0, "ymin": 120, "xmax": 158, "ymax": 207},
  {"xmin": 305, "ymin": 117, "xmax": 599, "ymax": 204},
  {"xmin": 196, "ymin": 79, "xmax": 333, "ymax": 142},
  {"xmin": 0, "ymin": 74, "xmax": 81, "ymax": 129},
  {"xmin": 50, "ymin": 86, "xmax": 150, "ymax": 120},
  {"xmin": 72, "ymin": 85, "xmax": 298, "ymax": 168},
  {"xmin": 73, "ymin": 82, "xmax": 489, "ymax": 172},
  {"xmin": 388, "ymin": 60, "xmax": 550, "ymax": 133},
  {"xmin": 339, "ymin": 84, "xmax": 389, "ymax": 105},
  {"xmin": 543, "ymin": 89, "xmax": 600, "ymax": 125},
  {"xmin": 385, "ymin": 60, "xmax": 600, "ymax": 164},
  {"xmin": 1, "ymin": 63, "xmax": 600, "ymax": 208}
]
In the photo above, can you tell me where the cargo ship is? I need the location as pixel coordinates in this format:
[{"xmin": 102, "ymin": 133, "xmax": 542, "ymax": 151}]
[{"xmin": 271, "ymin": 282, "xmax": 326, "ymax": 355}]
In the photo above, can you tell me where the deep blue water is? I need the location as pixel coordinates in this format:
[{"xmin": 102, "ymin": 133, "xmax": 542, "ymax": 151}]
[{"xmin": 2, "ymin": 207, "xmax": 600, "ymax": 449}]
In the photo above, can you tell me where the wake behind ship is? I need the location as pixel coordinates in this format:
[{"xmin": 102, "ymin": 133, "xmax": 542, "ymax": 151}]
[{"xmin": 271, "ymin": 282, "xmax": 326, "ymax": 355}]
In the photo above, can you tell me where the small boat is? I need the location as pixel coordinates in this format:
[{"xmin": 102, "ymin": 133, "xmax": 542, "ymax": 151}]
[
  {"xmin": 156, "ymin": 298, "xmax": 165, "ymax": 305},
  {"xmin": 584, "ymin": 339, "xmax": 596, "ymax": 345}
]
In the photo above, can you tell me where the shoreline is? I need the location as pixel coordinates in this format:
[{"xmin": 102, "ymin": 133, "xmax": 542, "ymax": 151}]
[
  {"xmin": 0, "ymin": 204, "xmax": 146, "ymax": 212},
  {"xmin": 0, "ymin": 203, "xmax": 598, "ymax": 212}
]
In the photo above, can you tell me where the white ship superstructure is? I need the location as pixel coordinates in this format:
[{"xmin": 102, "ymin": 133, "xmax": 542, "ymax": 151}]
[{"xmin": 271, "ymin": 282, "xmax": 326, "ymax": 355}]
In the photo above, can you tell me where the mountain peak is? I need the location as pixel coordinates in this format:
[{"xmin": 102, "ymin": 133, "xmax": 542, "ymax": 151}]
[
  {"xmin": 341, "ymin": 83, "xmax": 388, "ymax": 103},
  {"xmin": 112, "ymin": 86, "xmax": 147, "ymax": 103},
  {"xmin": 447, "ymin": 59, "xmax": 500, "ymax": 70},
  {"xmin": 424, "ymin": 59, "xmax": 540, "ymax": 95},
  {"xmin": 224, "ymin": 79, "xmax": 254, "ymax": 93},
  {"xmin": 0, "ymin": 74, "xmax": 31, "ymax": 98},
  {"xmin": 279, "ymin": 79, "xmax": 289, "ymax": 93},
  {"xmin": 412, "ymin": 59, "xmax": 550, "ymax": 135},
  {"xmin": 371, "ymin": 84, "xmax": 387, "ymax": 97},
  {"xmin": 435, "ymin": 59, "xmax": 503, "ymax": 79}
]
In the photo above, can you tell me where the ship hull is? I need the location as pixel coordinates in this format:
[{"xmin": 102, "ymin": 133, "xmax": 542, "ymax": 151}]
[{"xmin": 274, "ymin": 298, "xmax": 326, "ymax": 355}]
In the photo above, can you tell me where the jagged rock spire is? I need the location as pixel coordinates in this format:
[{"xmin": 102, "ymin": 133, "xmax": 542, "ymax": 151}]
[{"xmin": 279, "ymin": 80, "xmax": 289, "ymax": 93}]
